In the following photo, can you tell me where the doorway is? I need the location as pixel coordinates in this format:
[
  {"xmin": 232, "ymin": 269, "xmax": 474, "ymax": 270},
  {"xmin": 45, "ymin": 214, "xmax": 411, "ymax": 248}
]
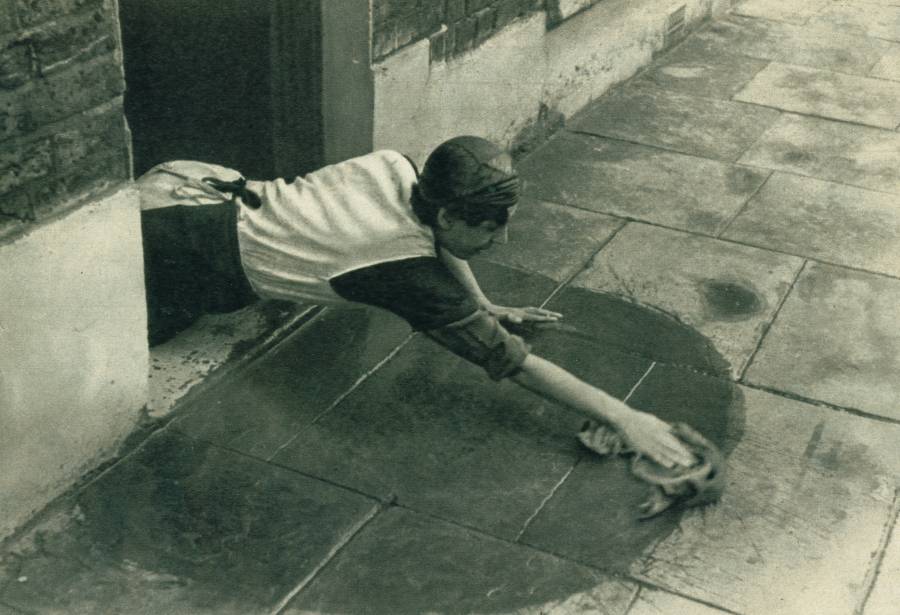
[{"xmin": 119, "ymin": 0, "xmax": 324, "ymax": 180}]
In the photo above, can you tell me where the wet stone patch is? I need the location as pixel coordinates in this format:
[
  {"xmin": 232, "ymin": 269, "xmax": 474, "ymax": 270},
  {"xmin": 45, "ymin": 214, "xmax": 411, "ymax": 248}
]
[
  {"xmin": 0, "ymin": 267, "xmax": 745, "ymax": 614},
  {"xmin": 699, "ymin": 279, "xmax": 764, "ymax": 322},
  {"xmin": 273, "ymin": 271, "xmax": 744, "ymax": 608}
]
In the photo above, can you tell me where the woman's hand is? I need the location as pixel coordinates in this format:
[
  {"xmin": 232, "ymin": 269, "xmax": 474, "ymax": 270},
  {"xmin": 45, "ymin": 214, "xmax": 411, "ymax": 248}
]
[
  {"xmin": 483, "ymin": 303, "xmax": 562, "ymax": 325},
  {"xmin": 616, "ymin": 410, "xmax": 697, "ymax": 469}
]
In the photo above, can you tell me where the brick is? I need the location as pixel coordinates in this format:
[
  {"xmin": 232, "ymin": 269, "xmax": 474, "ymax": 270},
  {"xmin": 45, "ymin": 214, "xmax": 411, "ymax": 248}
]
[
  {"xmin": 474, "ymin": 7, "xmax": 495, "ymax": 43},
  {"xmin": 0, "ymin": 135, "xmax": 52, "ymax": 193},
  {"xmin": 30, "ymin": 151, "xmax": 126, "ymax": 219},
  {"xmin": 24, "ymin": 53, "xmax": 123, "ymax": 129},
  {"xmin": 51, "ymin": 102, "xmax": 126, "ymax": 174},
  {"xmin": 15, "ymin": 0, "xmax": 104, "ymax": 28},
  {"xmin": 29, "ymin": 9, "xmax": 116, "ymax": 74},
  {"xmin": 446, "ymin": 0, "xmax": 466, "ymax": 21}
]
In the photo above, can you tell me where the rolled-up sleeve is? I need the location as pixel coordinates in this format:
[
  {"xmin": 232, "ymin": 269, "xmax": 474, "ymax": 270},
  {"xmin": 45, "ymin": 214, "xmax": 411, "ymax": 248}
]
[
  {"xmin": 425, "ymin": 309, "xmax": 531, "ymax": 380},
  {"xmin": 330, "ymin": 257, "xmax": 530, "ymax": 380}
]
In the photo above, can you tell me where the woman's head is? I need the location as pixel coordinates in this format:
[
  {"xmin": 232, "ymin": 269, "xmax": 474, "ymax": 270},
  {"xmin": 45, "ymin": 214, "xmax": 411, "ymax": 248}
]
[
  {"xmin": 412, "ymin": 136, "xmax": 519, "ymax": 227},
  {"xmin": 412, "ymin": 136, "xmax": 520, "ymax": 258}
]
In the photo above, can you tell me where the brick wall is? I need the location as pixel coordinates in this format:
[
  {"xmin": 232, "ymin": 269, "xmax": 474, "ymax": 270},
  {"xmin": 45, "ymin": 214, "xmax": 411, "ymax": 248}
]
[
  {"xmin": 0, "ymin": 0, "xmax": 129, "ymax": 234},
  {"xmin": 372, "ymin": 0, "xmax": 543, "ymax": 62}
]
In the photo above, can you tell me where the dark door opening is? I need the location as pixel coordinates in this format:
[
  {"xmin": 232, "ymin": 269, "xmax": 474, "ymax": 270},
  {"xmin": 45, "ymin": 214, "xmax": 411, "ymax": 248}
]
[{"xmin": 119, "ymin": 0, "xmax": 323, "ymax": 180}]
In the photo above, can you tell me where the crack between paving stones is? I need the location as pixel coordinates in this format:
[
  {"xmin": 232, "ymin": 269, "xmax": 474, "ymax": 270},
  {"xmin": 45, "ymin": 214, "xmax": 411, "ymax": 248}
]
[
  {"xmin": 169, "ymin": 433, "xmax": 387, "ymax": 504},
  {"xmin": 268, "ymin": 501, "xmax": 383, "ymax": 615},
  {"xmin": 731, "ymin": 97, "xmax": 899, "ymax": 132},
  {"xmin": 623, "ymin": 585, "xmax": 643, "ymax": 615},
  {"xmin": 626, "ymin": 582, "xmax": 744, "ymax": 615},
  {"xmin": 526, "ymin": 196, "xmax": 900, "ymax": 284},
  {"xmin": 855, "ymin": 487, "xmax": 900, "ymax": 615},
  {"xmin": 756, "ymin": 166, "xmax": 900, "ymax": 200},
  {"xmin": 565, "ymin": 129, "xmax": 750, "ymax": 167},
  {"xmin": 717, "ymin": 169, "xmax": 775, "ymax": 239},
  {"xmin": 393, "ymin": 496, "xmax": 739, "ymax": 614},
  {"xmin": 392, "ymin": 501, "xmax": 650, "ymax": 585},
  {"xmin": 737, "ymin": 259, "xmax": 808, "ymax": 381},
  {"xmin": 266, "ymin": 332, "xmax": 416, "ymax": 462},
  {"xmin": 539, "ymin": 220, "xmax": 629, "ymax": 309},
  {"xmin": 625, "ymin": 362, "xmax": 657, "ymax": 403},
  {"xmin": 740, "ymin": 380, "xmax": 900, "ymax": 426},
  {"xmin": 514, "ymin": 463, "xmax": 579, "ymax": 543}
]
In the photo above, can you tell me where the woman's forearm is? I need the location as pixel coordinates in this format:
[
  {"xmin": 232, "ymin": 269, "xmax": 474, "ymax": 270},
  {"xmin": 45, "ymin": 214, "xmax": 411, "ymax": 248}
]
[
  {"xmin": 512, "ymin": 354, "xmax": 630, "ymax": 426},
  {"xmin": 512, "ymin": 353, "xmax": 695, "ymax": 468}
]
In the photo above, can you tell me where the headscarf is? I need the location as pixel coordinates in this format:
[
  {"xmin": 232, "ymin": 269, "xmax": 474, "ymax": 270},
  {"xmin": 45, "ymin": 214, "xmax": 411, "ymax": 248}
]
[{"xmin": 416, "ymin": 136, "xmax": 520, "ymax": 215}]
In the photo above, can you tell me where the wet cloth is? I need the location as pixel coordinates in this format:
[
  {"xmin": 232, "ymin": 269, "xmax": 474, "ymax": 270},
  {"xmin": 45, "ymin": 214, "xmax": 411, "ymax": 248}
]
[{"xmin": 579, "ymin": 421, "xmax": 726, "ymax": 519}]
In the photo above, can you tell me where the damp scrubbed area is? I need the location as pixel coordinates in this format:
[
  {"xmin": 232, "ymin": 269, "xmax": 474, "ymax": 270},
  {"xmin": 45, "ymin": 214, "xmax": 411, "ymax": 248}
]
[{"xmin": 4, "ymin": 3, "xmax": 900, "ymax": 614}]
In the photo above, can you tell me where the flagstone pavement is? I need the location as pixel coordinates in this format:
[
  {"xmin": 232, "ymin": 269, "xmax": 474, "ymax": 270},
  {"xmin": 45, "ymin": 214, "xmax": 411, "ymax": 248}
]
[{"xmin": 3, "ymin": 2, "xmax": 900, "ymax": 613}]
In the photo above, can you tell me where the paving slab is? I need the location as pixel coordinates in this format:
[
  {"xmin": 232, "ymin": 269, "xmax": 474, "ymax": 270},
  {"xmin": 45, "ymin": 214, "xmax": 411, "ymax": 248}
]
[
  {"xmin": 571, "ymin": 223, "xmax": 804, "ymax": 377},
  {"xmin": 732, "ymin": 0, "xmax": 829, "ymax": 25},
  {"xmin": 864, "ymin": 513, "xmax": 900, "ymax": 615},
  {"xmin": 744, "ymin": 262, "xmax": 900, "ymax": 420},
  {"xmin": 870, "ymin": 44, "xmax": 900, "ymax": 80},
  {"xmin": 475, "ymin": 197, "xmax": 623, "ymax": 282},
  {"xmin": 520, "ymin": 364, "xmax": 742, "ymax": 571},
  {"xmin": 0, "ymin": 430, "xmax": 377, "ymax": 615},
  {"xmin": 518, "ymin": 132, "xmax": 770, "ymax": 235},
  {"xmin": 147, "ymin": 301, "xmax": 313, "ymax": 418},
  {"xmin": 723, "ymin": 173, "xmax": 900, "ymax": 277},
  {"xmin": 570, "ymin": 81, "xmax": 781, "ymax": 161},
  {"xmin": 681, "ymin": 16, "xmax": 808, "ymax": 60},
  {"xmin": 777, "ymin": 25, "xmax": 893, "ymax": 76},
  {"xmin": 735, "ymin": 62, "xmax": 900, "ymax": 128},
  {"xmin": 284, "ymin": 507, "xmax": 638, "ymax": 615},
  {"xmin": 681, "ymin": 16, "xmax": 891, "ymax": 75},
  {"xmin": 738, "ymin": 113, "xmax": 900, "ymax": 194},
  {"xmin": 172, "ymin": 305, "xmax": 412, "ymax": 460},
  {"xmin": 812, "ymin": 3, "xmax": 900, "ymax": 42},
  {"xmin": 629, "ymin": 588, "xmax": 731, "ymax": 615},
  {"xmin": 631, "ymin": 384, "xmax": 900, "ymax": 615},
  {"xmin": 633, "ymin": 42, "xmax": 771, "ymax": 100}
]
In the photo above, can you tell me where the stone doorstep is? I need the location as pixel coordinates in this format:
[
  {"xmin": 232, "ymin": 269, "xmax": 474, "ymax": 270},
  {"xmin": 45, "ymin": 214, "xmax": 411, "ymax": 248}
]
[{"xmin": 147, "ymin": 300, "xmax": 318, "ymax": 420}]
